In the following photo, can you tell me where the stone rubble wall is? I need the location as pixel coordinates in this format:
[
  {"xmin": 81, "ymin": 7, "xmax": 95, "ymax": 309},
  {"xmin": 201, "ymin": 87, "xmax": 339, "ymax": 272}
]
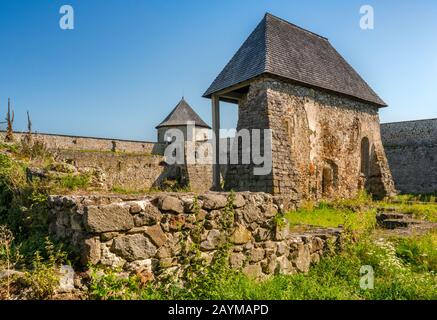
[
  {"xmin": 381, "ymin": 119, "xmax": 437, "ymax": 194},
  {"xmin": 48, "ymin": 192, "xmax": 341, "ymax": 280},
  {"xmin": 55, "ymin": 150, "xmax": 168, "ymax": 191},
  {"xmin": 0, "ymin": 130, "xmax": 165, "ymax": 154}
]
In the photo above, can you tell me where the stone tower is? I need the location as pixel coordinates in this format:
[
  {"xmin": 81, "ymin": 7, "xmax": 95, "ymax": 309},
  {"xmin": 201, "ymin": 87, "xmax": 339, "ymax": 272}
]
[
  {"xmin": 203, "ymin": 13, "xmax": 396, "ymax": 200},
  {"xmin": 156, "ymin": 98, "xmax": 211, "ymax": 143}
]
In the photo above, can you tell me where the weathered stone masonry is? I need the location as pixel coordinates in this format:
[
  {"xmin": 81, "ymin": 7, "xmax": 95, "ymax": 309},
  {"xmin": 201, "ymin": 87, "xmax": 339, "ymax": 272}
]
[
  {"xmin": 225, "ymin": 78, "xmax": 396, "ymax": 200},
  {"xmin": 0, "ymin": 130, "xmax": 163, "ymax": 154},
  {"xmin": 48, "ymin": 192, "xmax": 341, "ymax": 279},
  {"xmin": 55, "ymin": 150, "xmax": 167, "ymax": 191},
  {"xmin": 381, "ymin": 119, "xmax": 437, "ymax": 194}
]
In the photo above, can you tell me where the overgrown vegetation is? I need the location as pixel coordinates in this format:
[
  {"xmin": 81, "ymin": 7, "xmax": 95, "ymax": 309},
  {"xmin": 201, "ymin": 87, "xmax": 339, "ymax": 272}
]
[
  {"xmin": 88, "ymin": 230, "xmax": 436, "ymax": 300},
  {"xmin": 88, "ymin": 192, "xmax": 436, "ymax": 300},
  {"xmin": 285, "ymin": 192, "xmax": 376, "ymax": 237},
  {"xmin": 0, "ymin": 139, "xmax": 74, "ymax": 299},
  {"xmin": 1, "ymin": 137, "xmax": 436, "ymax": 300},
  {"xmin": 377, "ymin": 198, "xmax": 437, "ymax": 222}
]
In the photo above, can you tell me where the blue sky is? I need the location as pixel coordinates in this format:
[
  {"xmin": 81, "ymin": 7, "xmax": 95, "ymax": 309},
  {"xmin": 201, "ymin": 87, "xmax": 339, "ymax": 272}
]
[{"xmin": 0, "ymin": 0, "xmax": 436, "ymax": 141}]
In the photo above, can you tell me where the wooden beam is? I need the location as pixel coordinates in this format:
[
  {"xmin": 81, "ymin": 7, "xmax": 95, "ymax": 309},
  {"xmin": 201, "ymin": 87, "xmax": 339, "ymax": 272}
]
[{"xmin": 211, "ymin": 95, "xmax": 221, "ymax": 189}]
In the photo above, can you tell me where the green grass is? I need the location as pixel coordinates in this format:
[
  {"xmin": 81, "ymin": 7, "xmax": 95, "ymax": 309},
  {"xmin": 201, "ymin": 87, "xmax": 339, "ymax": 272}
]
[
  {"xmin": 393, "ymin": 231, "xmax": 437, "ymax": 272},
  {"xmin": 284, "ymin": 201, "xmax": 376, "ymax": 233},
  {"xmin": 110, "ymin": 185, "xmax": 151, "ymax": 195},
  {"xmin": 58, "ymin": 173, "xmax": 90, "ymax": 191},
  {"xmin": 377, "ymin": 201, "xmax": 437, "ymax": 222},
  {"xmin": 393, "ymin": 194, "xmax": 437, "ymax": 203}
]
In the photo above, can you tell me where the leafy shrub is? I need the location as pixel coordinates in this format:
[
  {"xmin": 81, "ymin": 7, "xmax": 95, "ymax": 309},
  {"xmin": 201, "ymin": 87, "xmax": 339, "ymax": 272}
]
[
  {"xmin": 23, "ymin": 238, "xmax": 67, "ymax": 299},
  {"xmin": 18, "ymin": 138, "xmax": 52, "ymax": 162},
  {"xmin": 59, "ymin": 173, "xmax": 90, "ymax": 190},
  {"xmin": 89, "ymin": 267, "xmax": 143, "ymax": 300}
]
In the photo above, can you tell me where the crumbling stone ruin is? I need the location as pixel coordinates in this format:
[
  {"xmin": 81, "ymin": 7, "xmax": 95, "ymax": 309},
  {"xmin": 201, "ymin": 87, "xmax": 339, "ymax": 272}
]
[
  {"xmin": 203, "ymin": 13, "xmax": 396, "ymax": 200},
  {"xmin": 48, "ymin": 192, "xmax": 341, "ymax": 279}
]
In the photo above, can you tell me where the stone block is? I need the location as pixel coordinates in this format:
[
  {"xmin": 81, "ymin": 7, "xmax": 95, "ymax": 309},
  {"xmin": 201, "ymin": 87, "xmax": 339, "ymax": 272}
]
[
  {"xmin": 242, "ymin": 263, "xmax": 263, "ymax": 280},
  {"xmin": 311, "ymin": 237, "xmax": 325, "ymax": 252},
  {"xmin": 201, "ymin": 194, "xmax": 228, "ymax": 210},
  {"xmin": 200, "ymin": 229, "xmax": 222, "ymax": 251},
  {"xmin": 81, "ymin": 237, "xmax": 101, "ymax": 265},
  {"xmin": 229, "ymin": 252, "xmax": 246, "ymax": 269},
  {"xmin": 111, "ymin": 234, "xmax": 157, "ymax": 262},
  {"xmin": 229, "ymin": 224, "xmax": 252, "ymax": 244},
  {"xmin": 84, "ymin": 204, "xmax": 134, "ymax": 233},
  {"xmin": 250, "ymin": 248, "xmax": 265, "ymax": 263},
  {"xmin": 144, "ymin": 225, "xmax": 167, "ymax": 248},
  {"xmin": 156, "ymin": 195, "xmax": 184, "ymax": 214},
  {"xmin": 289, "ymin": 243, "xmax": 311, "ymax": 273}
]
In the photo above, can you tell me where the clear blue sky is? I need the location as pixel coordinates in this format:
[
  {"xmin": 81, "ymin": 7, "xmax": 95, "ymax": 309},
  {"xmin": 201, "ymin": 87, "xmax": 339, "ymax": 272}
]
[{"xmin": 1, "ymin": 0, "xmax": 436, "ymax": 141}]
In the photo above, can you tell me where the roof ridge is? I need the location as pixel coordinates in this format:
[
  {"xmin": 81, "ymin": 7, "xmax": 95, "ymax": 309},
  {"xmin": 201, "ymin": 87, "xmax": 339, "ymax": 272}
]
[{"xmin": 264, "ymin": 12, "xmax": 328, "ymax": 41}]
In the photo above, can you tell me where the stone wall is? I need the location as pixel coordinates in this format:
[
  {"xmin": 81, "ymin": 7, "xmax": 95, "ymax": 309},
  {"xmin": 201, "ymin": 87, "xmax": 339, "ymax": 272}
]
[
  {"xmin": 55, "ymin": 150, "xmax": 168, "ymax": 191},
  {"xmin": 48, "ymin": 192, "xmax": 341, "ymax": 280},
  {"xmin": 225, "ymin": 78, "xmax": 396, "ymax": 200},
  {"xmin": 0, "ymin": 130, "xmax": 165, "ymax": 154},
  {"xmin": 1, "ymin": 131, "xmax": 215, "ymax": 193},
  {"xmin": 381, "ymin": 119, "xmax": 437, "ymax": 194}
]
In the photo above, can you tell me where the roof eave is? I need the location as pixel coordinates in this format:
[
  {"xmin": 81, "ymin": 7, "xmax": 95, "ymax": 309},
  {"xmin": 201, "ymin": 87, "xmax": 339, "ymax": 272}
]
[
  {"xmin": 156, "ymin": 123, "xmax": 212, "ymax": 130},
  {"xmin": 203, "ymin": 72, "xmax": 387, "ymax": 107}
]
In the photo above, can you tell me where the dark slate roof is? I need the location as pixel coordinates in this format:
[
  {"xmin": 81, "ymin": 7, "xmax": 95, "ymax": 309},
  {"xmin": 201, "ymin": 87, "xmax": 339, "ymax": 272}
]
[
  {"xmin": 156, "ymin": 98, "xmax": 211, "ymax": 129},
  {"xmin": 203, "ymin": 13, "xmax": 386, "ymax": 107}
]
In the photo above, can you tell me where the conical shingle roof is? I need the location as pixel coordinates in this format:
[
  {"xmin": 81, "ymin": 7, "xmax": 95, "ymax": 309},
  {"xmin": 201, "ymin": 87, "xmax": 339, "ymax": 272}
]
[
  {"xmin": 156, "ymin": 98, "xmax": 211, "ymax": 129},
  {"xmin": 203, "ymin": 13, "xmax": 386, "ymax": 106}
]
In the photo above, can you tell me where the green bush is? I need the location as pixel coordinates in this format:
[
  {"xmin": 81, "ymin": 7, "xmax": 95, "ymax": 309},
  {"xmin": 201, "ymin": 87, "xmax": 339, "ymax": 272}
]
[
  {"xmin": 89, "ymin": 267, "xmax": 144, "ymax": 300},
  {"xmin": 59, "ymin": 173, "xmax": 90, "ymax": 190},
  {"xmin": 23, "ymin": 238, "xmax": 67, "ymax": 299}
]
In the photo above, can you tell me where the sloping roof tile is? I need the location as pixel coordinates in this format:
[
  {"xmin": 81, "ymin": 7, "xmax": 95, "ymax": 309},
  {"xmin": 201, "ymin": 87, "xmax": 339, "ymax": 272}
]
[{"xmin": 203, "ymin": 13, "xmax": 386, "ymax": 106}]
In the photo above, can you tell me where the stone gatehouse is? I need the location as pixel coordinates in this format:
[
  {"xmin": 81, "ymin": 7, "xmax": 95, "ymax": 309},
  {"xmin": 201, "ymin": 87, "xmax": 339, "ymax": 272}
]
[{"xmin": 203, "ymin": 13, "xmax": 396, "ymax": 200}]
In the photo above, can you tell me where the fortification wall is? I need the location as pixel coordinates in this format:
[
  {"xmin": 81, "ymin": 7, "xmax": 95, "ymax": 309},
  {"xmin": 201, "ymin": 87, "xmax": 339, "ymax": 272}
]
[
  {"xmin": 381, "ymin": 119, "xmax": 437, "ymax": 194},
  {"xmin": 48, "ymin": 192, "xmax": 340, "ymax": 280},
  {"xmin": 0, "ymin": 131, "xmax": 165, "ymax": 154}
]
